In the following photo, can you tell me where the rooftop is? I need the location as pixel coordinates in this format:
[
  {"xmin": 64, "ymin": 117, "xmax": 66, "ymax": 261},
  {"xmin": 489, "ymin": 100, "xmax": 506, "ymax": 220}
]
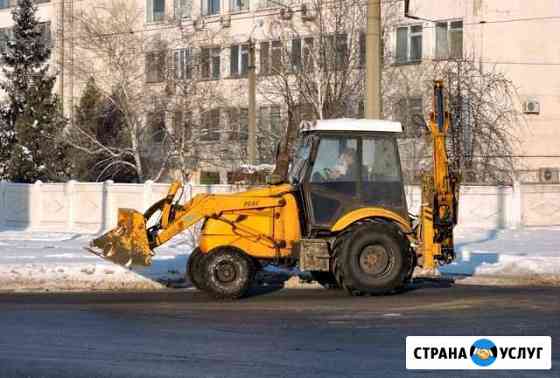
[{"xmin": 300, "ymin": 119, "xmax": 403, "ymax": 133}]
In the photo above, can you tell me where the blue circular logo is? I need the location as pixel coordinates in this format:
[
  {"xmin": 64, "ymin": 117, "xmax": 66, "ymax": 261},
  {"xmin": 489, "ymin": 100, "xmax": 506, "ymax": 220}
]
[{"xmin": 470, "ymin": 339, "xmax": 498, "ymax": 367}]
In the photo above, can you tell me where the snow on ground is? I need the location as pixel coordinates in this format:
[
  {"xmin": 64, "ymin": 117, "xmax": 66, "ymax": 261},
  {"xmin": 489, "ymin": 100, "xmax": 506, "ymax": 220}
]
[
  {"xmin": 0, "ymin": 230, "xmax": 193, "ymax": 292},
  {"xmin": 442, "ymin": 226, "xmax": 560, "ymax": 277},
  {"xmin": 0, "ymin": 226, "xmax": 559, "ymax": 292}
]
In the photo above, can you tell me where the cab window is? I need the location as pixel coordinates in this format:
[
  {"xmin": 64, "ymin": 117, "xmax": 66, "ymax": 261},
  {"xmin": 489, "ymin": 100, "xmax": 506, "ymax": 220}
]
[
  {"xmin": 310, "ymin": 138, "xmax": 358, "ymax": 183},
  {"xmin": 361, "ymin": 137, "xmax": 405, "ymax": 212},
  {"xmin": 307, "ymin": 137, "xmax": 358, "ymax": 226}
]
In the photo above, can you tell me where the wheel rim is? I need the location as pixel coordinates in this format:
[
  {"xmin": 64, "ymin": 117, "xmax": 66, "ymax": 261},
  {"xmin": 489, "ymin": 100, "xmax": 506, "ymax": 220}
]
[
  {"xmin": 358, "ymin": 244, "xmax": 392, "ymax": 276},
  {"xmin": 215, "ymin": 261, "xmax": 238, "ymax": 283}
]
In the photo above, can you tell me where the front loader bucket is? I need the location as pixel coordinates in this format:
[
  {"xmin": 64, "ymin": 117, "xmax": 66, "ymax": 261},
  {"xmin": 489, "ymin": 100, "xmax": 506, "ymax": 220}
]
[{"xmin": 89, "ymin": 209, "xmax": 154, "ymax": 267}]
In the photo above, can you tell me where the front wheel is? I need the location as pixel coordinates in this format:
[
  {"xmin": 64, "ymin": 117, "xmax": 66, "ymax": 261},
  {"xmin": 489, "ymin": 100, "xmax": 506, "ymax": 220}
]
[
  {"xmin": 203, "ymin": 247, "xmax": 256, "ymax": 299},
  {"xmin": 186, "ymin": 248, "xmax": 207, "ymax": 291},
  {"xmin": 332, "ymin": 221, "xmax": 412, "ymax": 296}
]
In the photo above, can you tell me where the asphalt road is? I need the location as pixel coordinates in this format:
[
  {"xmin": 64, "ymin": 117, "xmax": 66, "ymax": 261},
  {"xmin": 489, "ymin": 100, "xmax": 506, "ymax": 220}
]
[{"xmin": 0, "ymin": 283, "xmax": 558, "ymax": 378}]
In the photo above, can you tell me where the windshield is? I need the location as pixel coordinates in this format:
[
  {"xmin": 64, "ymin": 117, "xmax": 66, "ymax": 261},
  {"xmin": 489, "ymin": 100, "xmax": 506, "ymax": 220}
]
[{"xmin": 288, "ymin": 135, "xmax": 312, "ymax": 184}]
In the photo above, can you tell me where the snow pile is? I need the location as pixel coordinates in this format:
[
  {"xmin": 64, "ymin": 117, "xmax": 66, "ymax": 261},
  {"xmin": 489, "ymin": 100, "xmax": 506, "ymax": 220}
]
[
  {"xmin": 0, "ymin": 230, "xmax": 193, "ymax": 292},
  {"xmin": 439, "ymin": 227, "xmax": 560, "ymax": 282},
  {"xmin": 238, "ymin": 164, "xmax": 275, "ymax": 174}
]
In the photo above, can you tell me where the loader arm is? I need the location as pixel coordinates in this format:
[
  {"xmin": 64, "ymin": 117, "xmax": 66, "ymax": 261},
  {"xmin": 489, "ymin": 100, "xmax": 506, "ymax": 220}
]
[
  {"xmin": 419, "ymin": 80, "xmax": 461, "ymax": 269},
  {"xmin": 152, "ymin": 192, "xmax": 286, "ymax": 248},
  {"xmin": 90, "ymin": 182, "xmax": 287, "ymax": 267}
]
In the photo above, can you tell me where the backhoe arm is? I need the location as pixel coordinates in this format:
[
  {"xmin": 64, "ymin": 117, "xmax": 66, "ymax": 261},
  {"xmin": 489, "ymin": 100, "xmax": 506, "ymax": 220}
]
[{"xmin": 419, "ymin": 80, "xmax": 461, "ymax": 269}]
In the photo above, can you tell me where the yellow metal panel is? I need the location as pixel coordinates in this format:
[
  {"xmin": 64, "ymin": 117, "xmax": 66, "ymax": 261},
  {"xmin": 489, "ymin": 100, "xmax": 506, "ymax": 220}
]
[
  {"xmin": 330, "ymin": 208, "xmax": 412, "ymax": 234},
  {"xmin": 199, "ymin": 192, "xmax": 301, "ymax": 259}
]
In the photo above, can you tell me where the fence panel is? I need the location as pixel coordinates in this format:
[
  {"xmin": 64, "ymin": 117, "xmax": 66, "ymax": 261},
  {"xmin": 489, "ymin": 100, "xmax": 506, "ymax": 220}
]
[
  {"xmin": 1, "ymin": 181, "xmax": 559, "ymax": 232},
  {"xmin": 521, "ymin": 184, "xmax": 560, "ymax": 226}
]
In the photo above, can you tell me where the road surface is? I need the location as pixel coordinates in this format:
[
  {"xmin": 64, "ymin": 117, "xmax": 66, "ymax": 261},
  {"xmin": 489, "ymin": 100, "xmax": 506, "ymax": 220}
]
[{"xmin": 0, "ymin": 283, "xmax": 558, "ymax": 377}]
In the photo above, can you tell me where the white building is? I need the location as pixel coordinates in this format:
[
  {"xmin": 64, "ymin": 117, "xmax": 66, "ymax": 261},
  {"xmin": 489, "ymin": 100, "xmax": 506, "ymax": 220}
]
[
  {"xmin": 387, "ymin": 0, "xmax": 560, "ymax": 183},
  {"xmin": 0, "ymin": 0, "xmax": 559, "ymax": 184}
]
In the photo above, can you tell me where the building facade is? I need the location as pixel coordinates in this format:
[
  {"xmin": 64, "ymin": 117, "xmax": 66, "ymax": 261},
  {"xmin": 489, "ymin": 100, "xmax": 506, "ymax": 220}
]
[
  {"xmin": 387, "ymin": 0, "xmax": 560, "ymax": 183},
  {"xmin": 0, "ymin": 0, "xmax": 559, "ymax": 184}
]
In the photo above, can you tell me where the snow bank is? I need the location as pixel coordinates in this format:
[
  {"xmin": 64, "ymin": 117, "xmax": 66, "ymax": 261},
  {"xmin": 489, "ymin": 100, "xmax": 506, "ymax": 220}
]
[
  {"xmin": 0, "ymin": 226, "xmax": 559, "ymax": 292},
  {"xmin": 439, "ymin": 227, "xmax": 560, "ymax": 282},
  {"xmin": 0, "ymin": 230, "xmax": 193, "ymax": 292}
]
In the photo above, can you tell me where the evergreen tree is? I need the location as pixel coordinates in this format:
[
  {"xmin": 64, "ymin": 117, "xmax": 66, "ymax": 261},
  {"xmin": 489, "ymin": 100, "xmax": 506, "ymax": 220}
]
[
  {"xmin": 0, "ymin": 0, "xmax": 70, "ymax": 182},
  {"xmin": 71, "ymin": 77, "xmax": 104, "ymax": 180},
  {"xmin": 71, "ymin": 79, "xmax": 136, "ymax": 182}
]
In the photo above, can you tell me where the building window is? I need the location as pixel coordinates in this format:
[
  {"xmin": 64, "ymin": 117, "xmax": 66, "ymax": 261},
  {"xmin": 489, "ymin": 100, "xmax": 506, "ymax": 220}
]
[
  {"xmin": 394, "ymin": 97, "xmax": 424, "ymax": 137},
  {"xmin": 259, "ymin": 42, "xmax": 269, "ymax": 75},
  {"xmin": 147, "ymin": 0, "xmax": 166, "ymax": 23},
  {"xmin": 147, "ymin": 112, "xmax": 167, "ymax": 143},
  {"xmin": 0, "ymin": 27, "xmax": 13, "ymax": 54},
  {"xmin": 230, "ymin": 0, "xmax": 248, "ymax": 12},
  {"xmin": 0, "ymin": 0, "xmax": 8, "ymax": 9},
  {"xmin": 295, "ymin": 103, "xmax": 315, "ymax": 125},
  {"xmin": 174, "ymin": 0, "xmax": 192, "ymax": 19},
  {"xmin": 333, "ymin": 33, "xmax": 348, "ymax": 68},
  {"xmin": 201, "ymin": 108, "xmax": 220, "ymax": 141},
  {"xmin": 230, "ymin": 44, "xmax": 249, "ymax": 77},
  {"xmin": 270, "ymin": 40, "xmax": 282, "ymax": 73},
  {"xmin": 260, "ymin": 40, "xmax": 283, "ymax": 75},
  {"xmin": 257, "ymin": 105, "xmax": 282, "ymax": 163},
  {"xmin": 38, "ymin": 22, "xmax": 51, "ymax": 47},
  {"xmin": 145, "ymin": 51, "xmax": 166, "ymax": 83},
  {"xmin": 291, "ymin": 37, "xmax": 314, "ymax": 72},
  {"xmin": 258, "ymin": 0, "xmax": 286, "ymax": 8},
  {"xmin": 291, "ymin": 37, "xmax": 313, "ymax": 71},
  {"xmin": 200, "ymin": 171, "xmax": 220, "ymax": 184},
  {"xmin": 202, "ymin": 0, "xmax": 220, "ymax": 16},
  {"xmin": 395, "ymin": 25, "xmax": 422, "ymax": 64},
  {"xmin": 172, "ymin": 111, "xmax": 192, "ymax": 141},
  {"xmin": 201, "ymin": 47, "xmax": 221, "ymax": 79},
  {"xmin": 291, "ymin": 38, "xmax": 301, "ymax": 71},
  {"xmin": 174, "ymin": 48, "xmax": 192, "ymax": 80},
  {"xmin": 227, "ymin": 107, "xmax": 248, "ymax": 141},
  {"xmin": 359, "ymin": 32, "xmax": 366, "ymax": 67},
  {"xmin": 436, "ymin": 20, "xmax": 463, "ymax": 60}
]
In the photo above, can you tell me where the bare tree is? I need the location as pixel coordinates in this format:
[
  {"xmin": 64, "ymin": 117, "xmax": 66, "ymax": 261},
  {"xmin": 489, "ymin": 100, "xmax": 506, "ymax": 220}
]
[
  {"xmin": 380, "ymin": 0, "xmax": 522, "ymax": 184},
  {"xmin": 65, "ymin": 0, "xmax": 170, "ymax": 182},
  {"xmin": 258, "ymin": 0, "xmax": 367, "ymax": 179},
  {"xmin": 67, "ymin": 0, "xmax": 237, "ymax": 183},
  {"xmin": 383, "ymin": 55, "xmax": 522, "ymax": 184}
]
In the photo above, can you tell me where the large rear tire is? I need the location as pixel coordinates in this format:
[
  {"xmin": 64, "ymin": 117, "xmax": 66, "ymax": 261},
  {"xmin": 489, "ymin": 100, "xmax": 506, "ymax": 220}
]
[
  {"xmin": 186, "ymin": 248, "xmax": 207, "ymax": 291},
  {"xmin": 332, "ymin": 221, "xmax": 411, "ymax": 296},
  {"xmin": 203, "ymin": 247, "xmax": 256, "ymax": 299}
]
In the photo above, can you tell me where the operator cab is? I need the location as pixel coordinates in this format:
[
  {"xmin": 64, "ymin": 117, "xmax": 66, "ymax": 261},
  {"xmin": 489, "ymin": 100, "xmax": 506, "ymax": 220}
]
[{"xmin": 288, "ymin": 119, "xmax": 408, "ymax": 235}]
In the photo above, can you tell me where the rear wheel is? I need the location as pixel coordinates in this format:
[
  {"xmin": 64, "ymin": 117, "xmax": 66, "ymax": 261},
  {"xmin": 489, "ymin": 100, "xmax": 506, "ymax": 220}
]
[
  {"xmin": 186, "ymin": 248, "xmax": 207, "ymax": 291},
  {"xmin": 332, "ymin": 221, "xmax": 411, "ymax": 296},
  {"xmin": 203, "ymin": 247, "xmax": 256, "ymax": 299}
]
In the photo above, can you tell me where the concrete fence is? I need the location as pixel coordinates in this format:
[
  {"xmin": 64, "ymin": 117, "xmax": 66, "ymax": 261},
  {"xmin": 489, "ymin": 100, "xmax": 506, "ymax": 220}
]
[{"xmin": 1, "ymin": 180, "xmax": 559, "ymax": 233}]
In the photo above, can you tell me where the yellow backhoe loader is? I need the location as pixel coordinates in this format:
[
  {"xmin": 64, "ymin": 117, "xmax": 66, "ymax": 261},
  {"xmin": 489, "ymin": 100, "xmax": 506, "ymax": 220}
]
[{"xmin": 89, "ymin": 81, "xmax": 460, "ymax": 298}]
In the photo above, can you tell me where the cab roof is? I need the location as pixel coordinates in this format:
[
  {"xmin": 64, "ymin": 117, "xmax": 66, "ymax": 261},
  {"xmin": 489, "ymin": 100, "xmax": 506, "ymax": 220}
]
[{"xmin": 300, "ymin": 118, "xmax": 403, "ymax": 133}]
